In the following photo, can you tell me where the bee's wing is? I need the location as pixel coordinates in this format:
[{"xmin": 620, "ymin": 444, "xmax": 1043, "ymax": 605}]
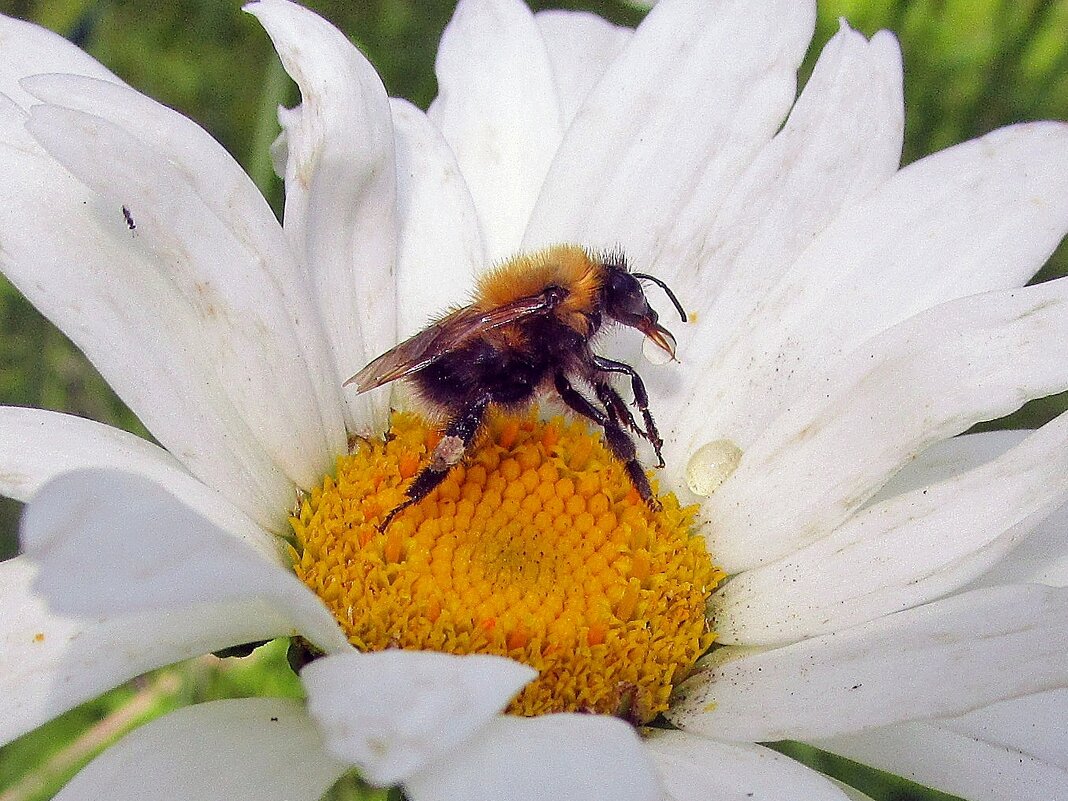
[{"xmin": 344, "ymin": 294, "xmax": 555, "ymax": 393}]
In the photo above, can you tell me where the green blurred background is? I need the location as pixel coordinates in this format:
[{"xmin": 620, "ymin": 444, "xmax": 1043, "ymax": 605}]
[{"xmin": 0, "ymin": 0, "xmax": 1064, "ymax": 799}]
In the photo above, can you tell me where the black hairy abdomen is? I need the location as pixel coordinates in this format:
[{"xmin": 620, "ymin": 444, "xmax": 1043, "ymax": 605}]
[{"xmin": 413, "ymin": 318, "xmax": 580, "ymax": 409}]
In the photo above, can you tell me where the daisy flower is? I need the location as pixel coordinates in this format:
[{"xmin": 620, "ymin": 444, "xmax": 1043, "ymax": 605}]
[{"xmin": 1, "ymin": 0, "xmax": 1067, "ymax": 799}]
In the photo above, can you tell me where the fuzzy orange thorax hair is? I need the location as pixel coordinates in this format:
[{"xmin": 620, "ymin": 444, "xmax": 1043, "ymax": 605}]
[{"xmin": 474, "ymin": 245, "xmax": 605, "ymax": 335}]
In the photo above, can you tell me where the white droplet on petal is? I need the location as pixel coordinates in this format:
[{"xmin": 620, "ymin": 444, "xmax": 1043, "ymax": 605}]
[
  {"xmin": 686, "ymin": 439, "xmax": 743, "ymax": 497},
  {"xmin": 642, "ymin": 336, "xmax": 673, "ymax": 365}
]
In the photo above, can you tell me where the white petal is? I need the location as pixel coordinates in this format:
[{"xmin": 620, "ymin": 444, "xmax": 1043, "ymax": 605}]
[
  {"xmin": 55, "ymin": 699, "xmax": 346, "ymax": 801},
  {"xmin": 0, "ymin": 152, "xmax": 285, "ymax": 527},
  {"xmin": 0, "ymin": 93, "xmax": 37, "ymax": 153},
  {"xmin": 714, "ymin": 413, "xmax": 1068, "ymax": 645},
  {"xmin": 533, "ymin": 10, "xmax": 632, "ymax": 127},
  {"xmin": 817, "ymin": 718, "xmax": 1068, "ymax": 801},
  {"xmin": 645, "ymin": 730, "xmax": 854, "ymax": 801},
  {"xmin": 301, "ymin": 650, "xmax": 534, "ymax": 786},
  {"xmin": 705, "ymin": 277, "xmax": 1068, "ymax": 572},
  {"xmin": 0, "ymin": 407, "xmax": 271, "ymax": 555},
  {"xmin": 1, "ymin": 84, "xmax": 341, "ymax": 529},
  {"xmin": 20, "ymin": 72, "xmax": 322, "ymax": 336},
  {"xmin": 390, "ymin": 98, "xmax": 485, "ymax": 341},
  {"xmin": 22, "ymin": 73, "xmax": 348, "ymax": 473},
  {"xmin": 405, "ymin": 714, "xmax": 661, "ymax": 801},
  {"xmin": 665, "ymin": 22, "xmax": 902, "ymax": 308},
  {"xmin": 867, "ymin": 429, "xmax": 1027, "ymax": 504},
  {"xmin": 0, "ymin": 556, "xmax": 326, "ymax": 746},
  {"xmin": 523, "ymin": 0, "xmax": 816, "ymax": 270},
  {"xmin": 248, "ymin": 0, "xmax": 398, "ymax": 435},
  {"xmin": 29, "ymin": 101, "xmax": 337, "ymax": 492},
  {"xmin": 657, "ymin": 25, "xmax": 903, "ymax": 448},
  {"xmin": 685, "ymin": 122, "xmax": 1068, "ymax": 456},
  {"xmin": 0, "ymin": 124, "xmax": 285, "ymax": 533},
  {"xmin": 669, "ymin": 584, "xmax": 1068, "ymax": 742},
  {"xmin": 0, "ymin": 13, "xmax": 120, "ymax": 110},
  {"xmin": 943, "ymin": 688, "xmax": 1068, "ymax": 771},
  {"xmin": 971, "ymin": 499, "xmax": 1068, "ymax": 588},
  {"xmin": 429, "ymin": 0, "xmax": 562, "ymax": 262},
  {"xmin": 21, "ymin": 469, "xmax": 348, "ymax": 650}
]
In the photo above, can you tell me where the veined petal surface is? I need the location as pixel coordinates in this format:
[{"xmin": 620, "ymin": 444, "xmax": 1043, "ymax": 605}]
[
  {"xmin": 714, "ymin": 412, "xmax": 1068, "ymax": 645},
  {"xmin": 3, "ymin": 465, "xmax": 351, "ymax": 740},
  {"xmin": 302, "ymin": 650, "xmax": 534, "ymax": 786},
  {"xmin": 659, "ymin": 22, "xmax": 902, "ymax": 305},
  {"xmin": 248, "ymin": 0, "xmax": 399, "ymax": 436},
  {"xmin": 0, "ymin": 407, "xmax": 273, "ymax": 557},
  {"xmin": 656, "ymin": 23, "xmax": 903, "ymax": 452},
  {"xmin": 645, "ymin": 730, "xmax": 855, "ymax": 801},
  {"xmin": 523, "ymin": 0, "xmax": 816, "ymax": 270},
  {"xmin": 943, "ymin": 689, "xmax": 1068, "ymax": 771},
  {"xmin": 21, "ymin": 469, "xmax": 348, "ymax": 647},
  {"xmin": 429, "ymin": 0, "xmax": 563, "ymax": 262},
  {"xmin": 684, "ymin": 122, "xmax": 1068, "ymax": 455},
  {"xmin": 706, "ymin": 278, "xmax": 1068, "ymax": 572},
  {"xmin": 533, "ymin": 10, "xmax": 631, "ymax": 127},
  {"xmin": 817, "ymin": 692, "xmax": 1068, "ymax": 801},
  {"xmin": 0, "ymin": 13, "xmax": 120, "ymax": 108},
  {"xmin": 55, "ymin": 699, "xmax": 347, "ymax": 801},
  {"xmin": 970, "ymin": 498, "xmax": 1068, "ymax": 588},
  {"xmin": 405, "ymin": 713, "xmax": 661, "ymax": 801},
  {"xmin": 0, "ymin": 557, "xmax": 320, "ymax": 745},
  {"xmin": 0, "ymin": 101, "xmax": 302, "ymax": 528},
  {"xmin": 670, "ymin": 585, "xmax": 1068, "ymax": 742},
  {"xmin": 391, "ymin": 98, "xmax": 485, "ymax": 341},
  {"xmin": 22, "ymin": 72, "xmax": 348, "ymax": 482},
  {"xmin": 867, "ymin": 429, "xmax": 1028, "ymax": 503}
]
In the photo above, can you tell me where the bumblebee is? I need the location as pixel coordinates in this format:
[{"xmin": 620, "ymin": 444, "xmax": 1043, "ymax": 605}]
[{"xmin": 346, "ymin": 244, "xmax": 687, "ymax": 529}]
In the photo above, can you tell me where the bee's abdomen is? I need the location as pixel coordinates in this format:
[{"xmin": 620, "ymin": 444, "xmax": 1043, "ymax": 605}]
[{"xmin": 414, "ymin": 336, "xmax": 550, "ymax": 409}]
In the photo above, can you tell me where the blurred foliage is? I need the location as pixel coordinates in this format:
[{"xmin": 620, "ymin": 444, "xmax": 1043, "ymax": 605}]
[{"xmin": 0, "ymin": 0, "xmax": 1064, "ymax": 799}]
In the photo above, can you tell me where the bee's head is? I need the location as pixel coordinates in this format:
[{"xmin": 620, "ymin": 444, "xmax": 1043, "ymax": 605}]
[{"xmin": 601, "ymin": 259, "xmax": 686, "ymax": 360}]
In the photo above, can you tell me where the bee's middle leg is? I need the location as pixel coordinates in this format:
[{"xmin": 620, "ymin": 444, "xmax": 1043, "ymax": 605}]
[
  {"xmin": 590, "ymin": 354, "xmax": 664, "ymax": 468},
  {"xmin": 554, "ymin": 372, "xmax": 658, "ymax": 509},
  {"xmin": 380, "ymin": 395, "xmax": 490, "ymax": 530}
]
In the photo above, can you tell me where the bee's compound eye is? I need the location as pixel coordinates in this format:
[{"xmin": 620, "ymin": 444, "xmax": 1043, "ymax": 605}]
[
  {"xmin": 606, "ymin": 271, "xmax": 651, "ymax": 321},
  {"xmin": 606, "ymin": 269, "xmax": 633, "ymax": 295}
]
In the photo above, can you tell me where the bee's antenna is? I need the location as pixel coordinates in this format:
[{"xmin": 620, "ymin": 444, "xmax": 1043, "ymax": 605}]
[{"xmin": 633, "ymin": 273, "xmax": 687, "ymax": 322}]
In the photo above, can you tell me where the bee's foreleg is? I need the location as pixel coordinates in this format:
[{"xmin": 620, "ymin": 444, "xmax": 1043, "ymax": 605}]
[
  {"xmin": 554, "ymin": 372, "xmax": 659, "ymax": 510},
  {"xmin": 589, "ymin": 354, "xmax": 664, "ymax": 468},
  {"xmin": 380, "ymin": 395, "xmax": 490, "ymax": 531}
]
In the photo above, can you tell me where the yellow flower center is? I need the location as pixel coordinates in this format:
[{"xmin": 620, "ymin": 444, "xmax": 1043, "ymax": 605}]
[{"xmin": 291, "ymin": 411, "xmax": 722, "ymax": 722}]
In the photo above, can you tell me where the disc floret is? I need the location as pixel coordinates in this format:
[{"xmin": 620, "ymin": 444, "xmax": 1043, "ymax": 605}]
[{"xmin": 292, "ymin": 411, "xmax": 722, "ymax": 722}]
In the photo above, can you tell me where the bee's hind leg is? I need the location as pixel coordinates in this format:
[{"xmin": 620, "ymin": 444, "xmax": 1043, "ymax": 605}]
[
  {"xmin": 554, "ymin": 372, "xmax": 659, "ymax": 510},
  {"xmin": 380, "ymin": 395, "xmax": 490, "ymax": 530}
]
